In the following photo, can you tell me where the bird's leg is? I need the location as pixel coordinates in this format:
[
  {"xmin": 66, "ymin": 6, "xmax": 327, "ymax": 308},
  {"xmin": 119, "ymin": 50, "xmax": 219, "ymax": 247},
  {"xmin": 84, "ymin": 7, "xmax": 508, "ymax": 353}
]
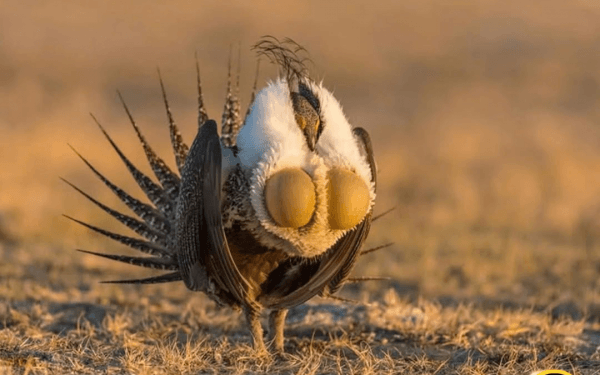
[
  {"xmin": 244, "ymin": 306, "xmax": 266, "ymax": 352},
  {"xmin": 267, "ymin": 309, "xmax": 288, "ymax": 352}
]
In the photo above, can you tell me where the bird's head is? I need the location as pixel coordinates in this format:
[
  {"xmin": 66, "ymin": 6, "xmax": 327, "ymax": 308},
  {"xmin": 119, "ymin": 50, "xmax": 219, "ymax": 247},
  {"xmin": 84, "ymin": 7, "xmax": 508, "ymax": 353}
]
[{"xmin": 291, "ymin": 82, "xmax": 322, "ymax": 151}]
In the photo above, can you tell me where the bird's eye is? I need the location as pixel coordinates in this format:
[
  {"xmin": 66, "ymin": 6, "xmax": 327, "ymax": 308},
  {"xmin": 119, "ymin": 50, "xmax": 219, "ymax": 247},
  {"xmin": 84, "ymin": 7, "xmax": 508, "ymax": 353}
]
[
  {"xmin": 327, "ymin": 168, "xmax": 370, "ymax": 230},
  {"xmin": 265, "ymin": 168, "xmax": 316, "ymax": 228}
]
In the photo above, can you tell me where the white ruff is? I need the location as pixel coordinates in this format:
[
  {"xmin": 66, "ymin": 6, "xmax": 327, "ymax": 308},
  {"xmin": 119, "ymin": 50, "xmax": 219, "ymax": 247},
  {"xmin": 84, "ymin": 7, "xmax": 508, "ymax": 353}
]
[
  {"xmin": 306, "ymin": 80, "xmax": 376, "ymax": 198},
  {"xmin": 237, "ymin": 79, "xmax": 307, "ymax": 170},
  {"xmin": 235, "ymin": 78, "xmax": 376, "ymax": 257}
]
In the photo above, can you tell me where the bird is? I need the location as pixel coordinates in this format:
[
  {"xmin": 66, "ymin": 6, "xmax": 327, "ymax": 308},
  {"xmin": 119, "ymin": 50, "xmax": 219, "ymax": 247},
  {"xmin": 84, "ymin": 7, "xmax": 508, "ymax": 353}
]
[{"xmin": 64, "ymin": 36, "xmax": 390, "ymax": 353}]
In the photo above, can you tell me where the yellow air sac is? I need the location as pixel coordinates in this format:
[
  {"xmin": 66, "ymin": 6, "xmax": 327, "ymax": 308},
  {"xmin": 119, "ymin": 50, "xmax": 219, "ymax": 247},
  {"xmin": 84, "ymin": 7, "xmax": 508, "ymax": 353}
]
[
  {"xmin": 265, "ymin": 168, "xmax": 316, "ymax": 228},
  {"xmin": 327, "ymin": 168, "xmax": 370, "ymax": 230}
]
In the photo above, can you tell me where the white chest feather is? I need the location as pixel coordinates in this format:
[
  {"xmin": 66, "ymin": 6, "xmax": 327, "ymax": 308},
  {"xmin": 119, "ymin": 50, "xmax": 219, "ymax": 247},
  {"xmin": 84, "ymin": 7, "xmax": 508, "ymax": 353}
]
[{"xmin": 232, "ymin": 79, "xmax": 375, "ymax": 257}]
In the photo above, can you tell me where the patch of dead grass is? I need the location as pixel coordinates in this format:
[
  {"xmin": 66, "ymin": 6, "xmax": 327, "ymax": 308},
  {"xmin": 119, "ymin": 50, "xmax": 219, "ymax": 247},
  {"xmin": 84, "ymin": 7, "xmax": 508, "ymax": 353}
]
[{"xmin": 1, "ymin": 261, "xmax": 599, "ymax": 374}]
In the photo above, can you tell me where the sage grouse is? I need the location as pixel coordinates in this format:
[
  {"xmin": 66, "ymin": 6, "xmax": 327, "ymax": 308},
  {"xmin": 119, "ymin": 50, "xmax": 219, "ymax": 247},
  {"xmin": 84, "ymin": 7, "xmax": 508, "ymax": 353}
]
[{"xmin": 66, "ymin": 37, "xmax": 384, "ymax": 352}]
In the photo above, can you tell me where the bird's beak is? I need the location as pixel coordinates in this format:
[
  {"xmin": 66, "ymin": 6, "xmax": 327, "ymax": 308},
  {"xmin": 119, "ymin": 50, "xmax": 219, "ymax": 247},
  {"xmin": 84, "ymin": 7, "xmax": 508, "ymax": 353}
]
[
  {"xmin": 291, "ymin": 91, "xmax": 321, "ymax": 152},
  {"xmin": 296, "ymin": 113, "xmax": 319, "ymax": 151},
  {"xmin": 304, "ymin": 118, "xmax": 319, "ymax": 151}
]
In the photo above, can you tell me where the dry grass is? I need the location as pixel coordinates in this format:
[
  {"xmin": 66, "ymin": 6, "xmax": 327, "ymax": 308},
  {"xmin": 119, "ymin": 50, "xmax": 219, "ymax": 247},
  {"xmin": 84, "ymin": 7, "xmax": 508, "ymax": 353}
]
[
  {"xmin": 1, "ymin": 271, "xmax": 598, "ymax": 374},
  {"xmin": 2, "ymin": 0, "xmax": 600, "ymax": 373}
]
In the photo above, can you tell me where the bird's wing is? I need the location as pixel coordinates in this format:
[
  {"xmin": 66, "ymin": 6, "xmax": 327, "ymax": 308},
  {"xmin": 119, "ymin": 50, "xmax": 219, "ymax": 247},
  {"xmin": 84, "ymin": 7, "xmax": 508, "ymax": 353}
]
[
  {"xmin": 260, "ymin": 217, "xmax": 371, "ymax": 309},
  {"xmin": 352, "ymin": 127, "xmax": 377, "ymax": 192},
  {"xmin": 177, "ymin": 120, "xmax": 257, "ymax": 309},
  {"xmin": 325, "ymin": 126, "xmax": 377, "ymax": 294},
  {"xmin": 260, "ymin": 127, "xmax": 377, "ymax": 309}
]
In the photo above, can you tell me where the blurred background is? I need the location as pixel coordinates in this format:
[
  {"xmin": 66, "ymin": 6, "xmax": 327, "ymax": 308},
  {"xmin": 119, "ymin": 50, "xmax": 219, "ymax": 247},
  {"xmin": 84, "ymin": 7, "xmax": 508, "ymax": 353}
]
[{"xmin": 1, "ymin": 0, "xmax": 600, "ymax": 308}]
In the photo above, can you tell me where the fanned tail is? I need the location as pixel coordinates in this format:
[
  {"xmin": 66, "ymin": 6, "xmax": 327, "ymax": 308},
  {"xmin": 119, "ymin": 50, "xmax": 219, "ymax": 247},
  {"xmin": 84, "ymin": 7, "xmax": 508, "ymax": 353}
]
[
  {"xmin": 68, "ymin": 78, "xmax": 198, "ymax": 284},
  {"xmin": 69, "ymin": 56, "xmax": 234, "ymax": 286}
]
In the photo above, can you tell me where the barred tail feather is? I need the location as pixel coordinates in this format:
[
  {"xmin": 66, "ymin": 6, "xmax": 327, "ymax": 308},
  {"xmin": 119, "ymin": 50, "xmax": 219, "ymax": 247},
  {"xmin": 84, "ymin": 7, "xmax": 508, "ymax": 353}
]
[
  {"xmin": 101, "ymin": 271, "xmax": 182, "ymax": 284},
  {"xmin": 221, "ymin": 47, "xmax": 242, "ymax": 147},
  {"xmin": 235, "ymin": 43, "xmax": 241, "ymax": 99},
  {"xmin": 372, "ymin": 206, "xmax": 396, "ymax": 222},
  {"xmin": 61, "ymin": 178, "xmax": 167, "ymax": 247},
  {"xmin": 77, "ymin": 250, "xmax": 177, "ymax": 270},
  {"xmin": 117, "ymin": 89, "xmax": 180, "ymax": 202},
  {"xmin": 344, "ymin": 276, "xmax": 391, "ymax": 284},
  {"xmin": 68, "ymin": 145, "xmax": 170, "ymax": 234},
  {"xmin": 157, "ymin": 71, "xmax": 189, "ymax": 174},
  {"xmin": 321, "ymin": 294, "xmax": 361, "ymax": 305},
  {"xmin": 243, "ymin": 59, "xmax": 260, "ymax": 125},
  {"xmin": 90, "ymin": 114, "xmax": 173, "ymax": 216},
  {"xmin": 195, "ymin": 52, "xmax": 209, "ymax": 127},
  {"xmin": 360, "ymin": 242, "xmax": 394, "ymax": 256},
  {"xmin": 64, "ymin": 215, "xmax": 171, "ymax": 258}
]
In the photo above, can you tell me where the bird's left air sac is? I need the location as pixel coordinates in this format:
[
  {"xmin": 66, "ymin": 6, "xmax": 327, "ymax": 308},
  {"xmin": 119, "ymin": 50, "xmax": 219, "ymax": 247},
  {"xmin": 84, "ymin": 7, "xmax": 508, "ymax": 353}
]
[{"xmin": 265, "ymin": 168, "xmax": 316, "ymax": 228}]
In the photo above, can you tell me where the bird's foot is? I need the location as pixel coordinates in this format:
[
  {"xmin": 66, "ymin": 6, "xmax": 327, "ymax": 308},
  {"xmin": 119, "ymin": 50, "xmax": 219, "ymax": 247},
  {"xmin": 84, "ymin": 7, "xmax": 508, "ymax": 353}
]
[{"xmin": 267, "ymin": 309, "xmax": 288, "ymax": 354}]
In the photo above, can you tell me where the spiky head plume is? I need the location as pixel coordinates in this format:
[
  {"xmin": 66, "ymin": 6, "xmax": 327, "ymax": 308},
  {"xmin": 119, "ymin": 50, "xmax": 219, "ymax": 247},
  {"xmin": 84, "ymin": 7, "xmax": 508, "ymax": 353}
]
[{"xmin": 252, "ymin": 36, "xmax": 312, "ymax": 89}]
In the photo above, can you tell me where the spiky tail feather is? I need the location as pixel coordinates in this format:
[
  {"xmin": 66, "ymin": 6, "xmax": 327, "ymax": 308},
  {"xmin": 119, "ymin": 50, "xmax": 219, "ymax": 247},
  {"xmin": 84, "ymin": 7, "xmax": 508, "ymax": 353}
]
[
  {"xmin": 68, "ymin": 57, "xmax": 249, "ymax": 285},
  {"xmin": 221, "ymin": 45, "xmax": 242, "ymax": 147},
  {"xmin": 66, "ymin": 74, "xmax": 200, "ymax": 283},
  {"xmin": 101, "ymin": 271, "xmax": 183, "ymax": 285}
]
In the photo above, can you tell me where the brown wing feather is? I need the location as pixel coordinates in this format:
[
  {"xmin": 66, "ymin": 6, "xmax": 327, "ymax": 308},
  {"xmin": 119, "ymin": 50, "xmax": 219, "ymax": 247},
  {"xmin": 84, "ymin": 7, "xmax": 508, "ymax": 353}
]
[
  {"xmin": 176, "ymin": 121, "xmax": 212, "ymax": 291},
  {"xmin": 326, "ymin": 127, "xmax": 377, "ymax": 294},
  {"xmin": 260, "ymin": 216, "xmax": 371, "ymax": 309},
  {"xmin": 201, "ymin": 129, "xmax": 258, "ymax": 309},
  {"xmin": 176, "ymin": 120, "xmax": 257, "ymax": 309}
]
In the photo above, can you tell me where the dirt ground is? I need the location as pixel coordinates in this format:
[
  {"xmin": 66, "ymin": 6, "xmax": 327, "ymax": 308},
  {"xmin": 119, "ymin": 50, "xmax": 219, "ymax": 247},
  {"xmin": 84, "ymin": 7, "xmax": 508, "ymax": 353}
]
[{"xmin": 2, "ymin": 1, "xmax": 600, "ymax": 374}]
